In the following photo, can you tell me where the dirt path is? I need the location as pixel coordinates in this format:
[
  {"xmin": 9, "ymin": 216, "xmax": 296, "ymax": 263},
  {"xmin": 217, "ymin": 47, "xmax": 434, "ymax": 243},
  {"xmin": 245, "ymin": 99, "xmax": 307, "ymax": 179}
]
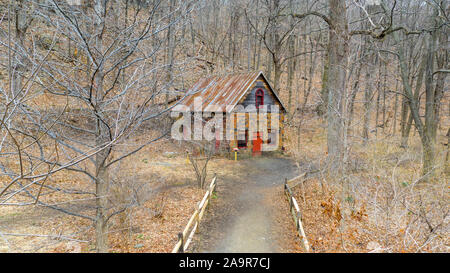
[{"xmin": 190, "ymin": 156, "xmax": 302, "ymax": 253}]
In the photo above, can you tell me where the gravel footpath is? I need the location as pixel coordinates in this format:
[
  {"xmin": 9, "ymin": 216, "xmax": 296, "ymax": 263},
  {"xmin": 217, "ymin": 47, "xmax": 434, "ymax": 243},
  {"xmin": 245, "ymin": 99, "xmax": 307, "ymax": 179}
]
[{"xmin": 190, "ymin": 156, "xmax": 301, "ymax": 253}]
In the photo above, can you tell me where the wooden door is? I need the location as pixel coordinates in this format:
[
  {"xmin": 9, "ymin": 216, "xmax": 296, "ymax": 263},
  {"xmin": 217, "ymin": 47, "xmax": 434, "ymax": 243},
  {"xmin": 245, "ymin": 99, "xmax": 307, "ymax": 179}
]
[{"xmin": 252, "ymin": 132, "xmax": 262, "ymax": 156}]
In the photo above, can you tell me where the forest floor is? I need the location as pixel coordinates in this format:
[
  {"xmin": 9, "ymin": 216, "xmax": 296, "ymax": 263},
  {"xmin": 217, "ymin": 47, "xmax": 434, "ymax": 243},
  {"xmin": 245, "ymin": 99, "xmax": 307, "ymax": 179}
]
[
  {"xmin": 190, "ymin": 156, "xmax": 304, "ymax": 253},
  {"xmin": 2, "ymin": 124, "xmax": 446, "ymax": 253},
  {"xmin": 0, "ymin": 141, "xmax": 303, "ymax": 253}
]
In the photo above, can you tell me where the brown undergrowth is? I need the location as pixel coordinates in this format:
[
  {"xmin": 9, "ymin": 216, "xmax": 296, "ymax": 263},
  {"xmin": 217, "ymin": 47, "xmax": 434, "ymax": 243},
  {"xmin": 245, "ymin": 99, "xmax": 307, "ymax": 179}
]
[{"xmin": 285, "ymin": 116, "xmax": 449, "ymax": 253}]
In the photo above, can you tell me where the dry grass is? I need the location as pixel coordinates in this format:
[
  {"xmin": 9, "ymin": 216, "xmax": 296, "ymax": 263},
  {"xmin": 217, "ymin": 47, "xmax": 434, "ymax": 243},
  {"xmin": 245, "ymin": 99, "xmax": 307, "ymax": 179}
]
[
  {"xmin": 284, "ymin": 116, "xmax": 449, "ymax": 253},
  {"xmin": 0, "ymin": 138, "xmax": 213, "ymax": 253}
]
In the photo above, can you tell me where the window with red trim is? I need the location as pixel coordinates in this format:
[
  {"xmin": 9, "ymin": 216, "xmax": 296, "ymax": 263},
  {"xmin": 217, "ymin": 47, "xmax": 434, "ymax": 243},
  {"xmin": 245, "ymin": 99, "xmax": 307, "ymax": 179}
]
[{"xmin": 255, "ymin": 89, "xmax": 264, "ymax": 108}]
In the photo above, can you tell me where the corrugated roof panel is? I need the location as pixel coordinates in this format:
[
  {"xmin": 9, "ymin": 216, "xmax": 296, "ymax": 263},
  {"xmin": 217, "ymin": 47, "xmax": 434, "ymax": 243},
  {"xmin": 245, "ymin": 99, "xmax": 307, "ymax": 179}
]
[{"xmin": 180, "ymin": 71, "xmax": 261, "ymax": 112}]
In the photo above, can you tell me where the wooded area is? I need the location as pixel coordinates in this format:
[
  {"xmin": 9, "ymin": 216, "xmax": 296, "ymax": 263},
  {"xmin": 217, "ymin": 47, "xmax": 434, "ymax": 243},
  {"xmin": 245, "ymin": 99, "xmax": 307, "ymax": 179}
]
[{"xmin": 0, "ymin": 0, "xmax": 448, "ymax": 253}]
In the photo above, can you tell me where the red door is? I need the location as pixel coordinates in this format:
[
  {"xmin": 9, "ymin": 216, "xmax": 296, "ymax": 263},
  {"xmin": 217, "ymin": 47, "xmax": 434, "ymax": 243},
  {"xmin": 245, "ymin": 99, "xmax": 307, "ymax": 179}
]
[{"xmin": 252, "ymin": 132, "xmax": 262, "ymax": 156}]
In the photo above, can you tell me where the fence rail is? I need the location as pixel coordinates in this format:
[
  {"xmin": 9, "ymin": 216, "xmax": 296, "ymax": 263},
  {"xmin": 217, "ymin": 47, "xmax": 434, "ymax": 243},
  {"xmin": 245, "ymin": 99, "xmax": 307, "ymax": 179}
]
[
  {"xmin": 284, "ymin": 175, "xmax": 310, "ymax": 252},
  {"xmin": 172, "ymin": 175, "xmax": 217, "ymax": 253}
]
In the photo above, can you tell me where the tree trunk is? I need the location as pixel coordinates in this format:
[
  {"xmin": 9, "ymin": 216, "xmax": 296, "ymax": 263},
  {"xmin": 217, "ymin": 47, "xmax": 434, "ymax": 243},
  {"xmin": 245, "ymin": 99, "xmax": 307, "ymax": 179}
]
[
  {"xmin": 326, "ymin": 0, "xmax": 349, "ymax": 170},
  {"xmin": 362, "ymin": 68, "xmax": 373, "ymax": 144},
  {"xmin": 93, "ymin": 0, "xmax": 110, "ymax": 253},
  {"xmin": 401, "ymin": 53, "xmax": 425, "ymax": 148},
  {"xmin": 422, "ymin": 27, "xmax": 438, "ymax": 176},
  {"xmin": 318, "ymin": 50, "xmax": 329, "ymax": 116},
  {"xmin": 347, "ymin": 57, "xmax": 362, "ymax": 135},
  {"xmin": 287, "ymin": 2, "xmax": 295, "ymax": 115},
  {"xmin": 431, "ymin": 15, "xmax": 448, "ymax": 141},
  {"xmin": 392, "ymin": 80, "xmax": 399, "ymax": 135},
  {"xmin": 273, "ymin": 58, "xmax": 282, "ymax": 94},
  {"xmin": 303, "ymin": 38, "xmax": 318, "ymax": 110},
  {"xmin": 11, "ymin": 0, "xmax": 31, "ymax": 97},
  {"xmin": 375, "ymin": 61, "xmax": 381, "ymax": 137},
  {"xmin": 95, "ymin": 164, "xmax": 109, "ymax": 253},
  {"xmin": 166, "ymin": 0, "xmax": 175, "ymax": 108},
  {"xmin": 399, "ymin": 90, "xmax": 410, "ymax": 147},
  {"xmin": 382, "ymin": 63, "xmax": 387, "ymax": 134},
  {"xmin": 287, "ymin": 49, "xmax": 294, "ymax": 115},
  {"xmin": 445, "ymin": 128, "xmax": 450, "ymax": 174}
]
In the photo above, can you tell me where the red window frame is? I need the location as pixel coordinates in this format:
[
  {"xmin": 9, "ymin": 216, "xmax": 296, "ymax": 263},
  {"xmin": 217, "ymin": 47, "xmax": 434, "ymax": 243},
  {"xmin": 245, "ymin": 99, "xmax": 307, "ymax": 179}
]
[{"xmin": 255, "ymin": 89, "xmax": 264, "ymax": 108}]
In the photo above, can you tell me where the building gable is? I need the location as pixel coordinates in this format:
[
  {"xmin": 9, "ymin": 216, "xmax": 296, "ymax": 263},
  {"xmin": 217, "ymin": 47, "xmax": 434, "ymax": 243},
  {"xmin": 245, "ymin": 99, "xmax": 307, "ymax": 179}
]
[{"xmin": 239, "ymin": 75, "xmax": 283, "ymax": 111}]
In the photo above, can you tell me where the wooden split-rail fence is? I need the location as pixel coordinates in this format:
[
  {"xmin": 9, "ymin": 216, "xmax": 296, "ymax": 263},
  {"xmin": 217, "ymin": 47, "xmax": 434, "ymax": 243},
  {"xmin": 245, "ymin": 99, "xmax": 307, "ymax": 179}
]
[
  {"xmin": 172, "ymin": 174, "xmax": 217, "ymax": 253},
  {"xmin": 284, "ymin": 173, "xmax": 310, "ymax": 252}
]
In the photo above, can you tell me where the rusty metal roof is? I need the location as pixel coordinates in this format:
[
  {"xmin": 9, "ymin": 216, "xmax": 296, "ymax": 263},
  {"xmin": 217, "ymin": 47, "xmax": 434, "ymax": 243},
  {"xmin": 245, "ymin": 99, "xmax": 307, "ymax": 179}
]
[{"xmin": 175, "ymin": 71, "xmax": 285, "ymax": 112}]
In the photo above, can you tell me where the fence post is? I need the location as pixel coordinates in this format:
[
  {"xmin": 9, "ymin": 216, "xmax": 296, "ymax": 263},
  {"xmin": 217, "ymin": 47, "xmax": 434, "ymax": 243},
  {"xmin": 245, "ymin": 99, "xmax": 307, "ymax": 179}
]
[
  {"xmin": 172, "ymin": 175, "xmax": 218, "ymax": 254},
  {"xmin": 296, "ymin": 211, "xmax": 301, "ymax": 229},
  {"xmin": 178, "ymin": 233, "xmax": 184, "ymax": 253},
  {"xmin": 213, "ymin": 173, "xmax": 217, "ymax": 194}
]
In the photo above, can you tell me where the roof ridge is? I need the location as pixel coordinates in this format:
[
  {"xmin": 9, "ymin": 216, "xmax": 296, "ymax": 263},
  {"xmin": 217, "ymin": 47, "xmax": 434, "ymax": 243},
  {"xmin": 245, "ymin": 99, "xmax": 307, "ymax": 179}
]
[{"xmin": 209, "ymin": 70, "xmax": 261, "ymax": 78}]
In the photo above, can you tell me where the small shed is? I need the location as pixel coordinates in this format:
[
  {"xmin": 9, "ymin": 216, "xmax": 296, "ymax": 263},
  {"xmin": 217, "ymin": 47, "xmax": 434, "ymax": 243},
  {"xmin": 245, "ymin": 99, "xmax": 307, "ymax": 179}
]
[{"xmin": 173, "ymin": 71, "xmax": 286, "ymax": 156}]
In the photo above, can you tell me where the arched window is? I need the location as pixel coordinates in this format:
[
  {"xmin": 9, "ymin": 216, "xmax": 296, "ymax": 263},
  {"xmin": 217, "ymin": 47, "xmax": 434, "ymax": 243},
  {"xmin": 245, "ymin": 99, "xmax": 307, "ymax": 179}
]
[{"xmin": 255, "ymin": 89, "xmax": 264, "ymax": 108}]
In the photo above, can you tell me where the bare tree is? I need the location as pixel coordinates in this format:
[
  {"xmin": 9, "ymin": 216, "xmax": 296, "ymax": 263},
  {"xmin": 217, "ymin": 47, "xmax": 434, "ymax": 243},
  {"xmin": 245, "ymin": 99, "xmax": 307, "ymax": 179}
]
[
  {"xmin": 186, "ymin": 140, "xmax": 214, "ymax": 189},
  {"xmin": 0, "ymin": 0, "xmax": 196, "ymax": 252}
]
